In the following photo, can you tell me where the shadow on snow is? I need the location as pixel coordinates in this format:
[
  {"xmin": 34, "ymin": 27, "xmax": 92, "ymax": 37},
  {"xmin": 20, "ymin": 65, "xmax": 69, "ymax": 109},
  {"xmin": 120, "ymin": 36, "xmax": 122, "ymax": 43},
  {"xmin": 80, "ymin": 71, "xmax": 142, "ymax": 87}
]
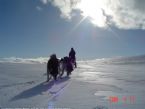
[{"xmin": 10, "ymin": 76, "xmax": 70, "ymax": 101}]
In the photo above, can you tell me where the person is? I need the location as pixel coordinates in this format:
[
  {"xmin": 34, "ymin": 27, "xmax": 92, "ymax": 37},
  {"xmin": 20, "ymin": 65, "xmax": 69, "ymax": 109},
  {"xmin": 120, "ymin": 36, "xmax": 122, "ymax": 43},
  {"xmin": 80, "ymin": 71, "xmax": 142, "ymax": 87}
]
[
  {"xmin": 47, "ymin": 54, "xmax": 59, "ymax": 81},
  {"xmin": 59, "ymin": 56, "xmax": 73, "ymax": 77},
  {"xmin": 69, "ymin": 48, "xmax": 77, "ymax": 68},
  {"xmin": 64, "ymin": 56, "xmax": 73, "ymax": 76}
]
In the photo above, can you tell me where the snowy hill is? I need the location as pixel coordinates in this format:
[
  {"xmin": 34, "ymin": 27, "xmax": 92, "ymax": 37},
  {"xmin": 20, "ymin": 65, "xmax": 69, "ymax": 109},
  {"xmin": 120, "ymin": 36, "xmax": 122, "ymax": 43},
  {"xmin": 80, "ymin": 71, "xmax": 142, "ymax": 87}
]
[{"xmin": 0, "ymin": 56, "xmax": 145, "ymax": 109}]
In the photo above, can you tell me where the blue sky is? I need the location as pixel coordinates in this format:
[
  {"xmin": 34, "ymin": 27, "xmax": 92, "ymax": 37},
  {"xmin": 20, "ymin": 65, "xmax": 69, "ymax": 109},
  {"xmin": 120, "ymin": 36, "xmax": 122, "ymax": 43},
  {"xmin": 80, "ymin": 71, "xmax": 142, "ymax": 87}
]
[{"xmin": 0, "ymin": 0, "xmax": 145, "ymax": 59}]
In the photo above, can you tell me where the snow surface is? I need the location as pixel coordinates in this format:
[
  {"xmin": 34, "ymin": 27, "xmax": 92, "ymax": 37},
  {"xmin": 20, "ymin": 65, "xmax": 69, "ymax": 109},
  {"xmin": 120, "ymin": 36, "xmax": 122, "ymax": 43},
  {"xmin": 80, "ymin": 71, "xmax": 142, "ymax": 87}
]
[{"xmin": 0, "ymin": 58, "xmax": 145, "ymax": 109}]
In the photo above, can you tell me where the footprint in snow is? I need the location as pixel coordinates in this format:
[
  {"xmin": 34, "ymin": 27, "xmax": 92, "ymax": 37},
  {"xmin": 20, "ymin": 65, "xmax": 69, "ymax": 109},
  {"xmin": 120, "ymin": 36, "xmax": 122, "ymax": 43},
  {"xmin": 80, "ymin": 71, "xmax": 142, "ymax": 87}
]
[{"xmin": 93, "ymin": 105, "xmax": 108, "ymax": 109}]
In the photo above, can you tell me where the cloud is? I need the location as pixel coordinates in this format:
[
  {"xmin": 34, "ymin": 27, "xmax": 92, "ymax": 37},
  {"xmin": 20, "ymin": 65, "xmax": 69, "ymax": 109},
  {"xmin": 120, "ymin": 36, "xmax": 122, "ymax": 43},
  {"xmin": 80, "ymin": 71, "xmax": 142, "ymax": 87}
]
[
  {"xmin": 0, "ymin": 57, "xmax": 49, "ymax": 64},
  {"xmin": 36, "ymin": 6, "xmax": 43, "ymax": 11},
  {"xmin": 48, "ymin": 0, "xmax": 79, "ymax": 19},
  {"xmin": 40, "ymin": 0, "xmax": 145, "ymax": 29},
  {"xmin": 40, "ymin": 0, "xmax": 48, "ymax": 4},
  {"xmin": 104, "ymin": 0, "xmax": 145, "ymax": 29}
]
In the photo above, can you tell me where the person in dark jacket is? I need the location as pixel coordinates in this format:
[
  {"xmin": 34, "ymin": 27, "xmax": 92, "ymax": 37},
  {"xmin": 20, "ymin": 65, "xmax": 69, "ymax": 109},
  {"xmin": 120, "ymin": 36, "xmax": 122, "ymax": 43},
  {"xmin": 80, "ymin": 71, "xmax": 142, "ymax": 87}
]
[
  {"xmin": 69, "ymin": 48, "xmax": 77, "ymax": 68},
  {"xmin": 47, "ymin": 54, "xmax": 59, "ymax": 81},
  {"xmin": 59, "ymin": 56, "xmax": 73, "ymax": 77},
  {"xmin": 64, "ymin": 56, "xmax": 73, "ymax": 76}
]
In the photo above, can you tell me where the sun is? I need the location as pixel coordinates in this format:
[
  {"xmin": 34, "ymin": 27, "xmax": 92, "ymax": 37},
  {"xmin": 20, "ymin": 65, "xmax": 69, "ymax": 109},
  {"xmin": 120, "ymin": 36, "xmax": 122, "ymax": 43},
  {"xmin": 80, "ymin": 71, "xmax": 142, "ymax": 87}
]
[{"xmin": 78, "ymin": 0, "xmax": 107, "ymax": 27}]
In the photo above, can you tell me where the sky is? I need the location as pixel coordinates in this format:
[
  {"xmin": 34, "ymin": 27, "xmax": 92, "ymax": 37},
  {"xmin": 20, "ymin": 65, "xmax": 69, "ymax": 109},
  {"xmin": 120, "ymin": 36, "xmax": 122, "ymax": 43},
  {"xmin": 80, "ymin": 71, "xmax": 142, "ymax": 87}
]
[{"xmin": 0, "ymin": 0, "xmax": 145, "ymax": 59}]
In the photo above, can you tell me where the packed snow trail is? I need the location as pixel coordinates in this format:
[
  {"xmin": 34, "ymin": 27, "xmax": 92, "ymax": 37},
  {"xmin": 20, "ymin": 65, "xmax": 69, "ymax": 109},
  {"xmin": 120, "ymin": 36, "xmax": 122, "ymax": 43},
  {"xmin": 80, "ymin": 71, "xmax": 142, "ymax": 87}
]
[{"xmin": 46, "ymin": 77, "xmax": 72, "ymax": 109}]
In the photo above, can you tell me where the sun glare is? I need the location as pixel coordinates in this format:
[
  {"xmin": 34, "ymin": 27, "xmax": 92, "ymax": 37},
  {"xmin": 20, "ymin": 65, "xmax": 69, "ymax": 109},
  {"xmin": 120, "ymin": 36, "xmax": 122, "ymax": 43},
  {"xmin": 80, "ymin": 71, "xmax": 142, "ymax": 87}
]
[{"xmin": 78, "ymin": 0, "xmax": 107, "ymax": 27}]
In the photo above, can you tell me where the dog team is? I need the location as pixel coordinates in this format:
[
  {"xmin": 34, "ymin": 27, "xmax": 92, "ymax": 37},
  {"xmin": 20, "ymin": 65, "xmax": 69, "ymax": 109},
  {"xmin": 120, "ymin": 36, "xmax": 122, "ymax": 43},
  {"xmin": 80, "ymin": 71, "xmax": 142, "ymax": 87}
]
[{"xmin": 46, "ymin": 48, "xmax": 77, "ymax": 82}]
